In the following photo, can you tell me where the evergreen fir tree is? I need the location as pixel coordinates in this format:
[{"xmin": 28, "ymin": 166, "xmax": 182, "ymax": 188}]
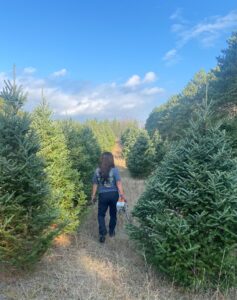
[
  {"xmin": 152, "ymin": 130, "xmax": 168, "ymax": 165},
  {"xmin": 129, "ymin": 104, "xmax": 237, "ymax": 289},
  {"xmin": 61, "ymin": 120, "xmax": 101, "ymax": 198},
  {"xmin": 121, "ymin": 127, "xmax": 140, "ymax": 159},
  {"xmin": 32, "ymin": 102, "xmax": 86, "ymax": 232},
  {"xmin": 85, "ymin": 119, "xmax": 116, "ymax": 151},
  {"xmin": 127, "ymin": 130, "xmax": 155, "ymax": 178},
  {"xmin": 212, "ymin": 31, "xmax": 237, "ymax": 114},
  {"xmin": 0, "ymin": 81, "xmax": 59, "ymax": 267}
]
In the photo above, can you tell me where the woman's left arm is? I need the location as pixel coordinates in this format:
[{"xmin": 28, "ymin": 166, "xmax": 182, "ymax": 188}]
[{"xmin": 91, "ymin": 184, "xmax": 98, "ymax": 203}]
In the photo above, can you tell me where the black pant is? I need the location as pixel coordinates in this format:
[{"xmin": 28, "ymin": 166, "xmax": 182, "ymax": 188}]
[{"xmin": 98, "ymin": 191, "xmax": 119, "ymax": 236}]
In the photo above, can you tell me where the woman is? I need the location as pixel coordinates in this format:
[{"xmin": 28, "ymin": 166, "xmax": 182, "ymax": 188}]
[{"xmin": 91, "ymin": 152, "xmax": 126, "ymax": 243}]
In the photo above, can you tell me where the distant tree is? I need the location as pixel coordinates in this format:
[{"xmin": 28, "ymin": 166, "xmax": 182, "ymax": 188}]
[
  {"xmin": 86, "ymin": 120, "xmax": 116, "ymax": 151},
  {"xmin": 121, "ymin": 127, "xmax": 140, "ymax": 159},
  {"xmin": 32, "ymin": 102, "xmax": 86, "ymax": 232},
  {"xmin": 145, "ymin": 70, "xmax": 210, "ymax": 142},
  {"xmin": 211, "ymin": 31, "xmax": 237, "ymax": 116},
  {"xmin": 110, "ymin": 119, "xmax": 139, "ymax": 138},
  {"xmin": 145, "ymin": 95, "xmax": 179, "ymax": 139},
  {"xmin": 0, "ymin": 81, "xmax": 59, "ymax": 267},
  {"xmin": 127, "ymin": 130, "xmax": 155, "ymax": 178}
]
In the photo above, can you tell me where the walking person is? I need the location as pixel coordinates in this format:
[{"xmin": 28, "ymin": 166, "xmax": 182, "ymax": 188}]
[{"xmin": 91, "ymin": 152, "xmax": 126, "ymax": 243}]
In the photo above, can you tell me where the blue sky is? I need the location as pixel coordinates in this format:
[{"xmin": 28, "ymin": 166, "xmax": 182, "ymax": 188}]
[{"xmin": 0, "ymin": 0, "xmax": 237, "ymax": 121}]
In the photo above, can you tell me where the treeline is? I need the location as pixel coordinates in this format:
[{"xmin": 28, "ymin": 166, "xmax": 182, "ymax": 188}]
[
  {"xmin": 146, "ymin": 32, "xmax": 237, "ymax": 146},
  {"xmin": 123, "ymin": 32, "xmax": 237, "ymax": 177},
  {"xmin": 0, "ymin": 82, "xmax": 132, "ymax": 268},
  {"xmin": 125, "ymin": 32, "xmax": 237, "ymax": 290}
]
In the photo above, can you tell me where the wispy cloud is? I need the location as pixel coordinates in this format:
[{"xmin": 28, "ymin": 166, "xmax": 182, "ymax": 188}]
[
  {"xmin": 164, "ymin": 10, "xmax": 237, "ymax": 65},
  {"xmin": 162, "ymin": 49, "xmax": 180, "ymax": 66},
  {"xmin": 51, "ymin": 68, "xmax": 67, "ymax": 77},
  {"xmin": 141, "ymin": 87, "xmax": 164, "ymax": 96},
  {"xmin": 177, "ymin": 11, "xmax": 237, "ymax": 47},
  {"xmin": 170, "ymin": 8, "xmax": 185, "ymax": 22},
  {"xmin": 0, "ymin": 69, "xmax": 165, "ymax": 121},
  {"xmin": 23, "ymin": 67, "xmax": 37, "ymax": 74}
]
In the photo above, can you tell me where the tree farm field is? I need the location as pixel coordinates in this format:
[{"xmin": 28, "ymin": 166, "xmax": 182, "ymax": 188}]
[{"xmin": 0, "ymin": 143, "xmax": 236, "ymax": 300}]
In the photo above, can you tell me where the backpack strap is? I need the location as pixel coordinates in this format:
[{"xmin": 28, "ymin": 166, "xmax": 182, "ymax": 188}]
[{"xmin": 96, "ymin": 168, "xmax": 114, "ymax": 186}]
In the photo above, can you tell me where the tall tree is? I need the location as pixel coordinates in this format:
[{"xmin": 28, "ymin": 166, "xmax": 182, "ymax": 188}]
[
  {"xmin": 0, "ymin": 81, "xmax": 59, "ymax": 267},
  {"xmin": 121, "ymin": 127, "xmax": 140, "ymax": 159},
  {"xmin": 145, "ymin": 70, "xmax": 209, "ymax": 142},
  {"xmin": 212, "ymin": 31, "xmax": 237, "ymax": 116},
  {"xmin": 32, "ymin": 102, "xmax": 86, "ymax": 232}
]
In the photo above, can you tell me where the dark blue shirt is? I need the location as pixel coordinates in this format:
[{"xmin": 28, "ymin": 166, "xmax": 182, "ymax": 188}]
[{"xmin": 92, "ymin": 167, "xmax": 121, "ymax": 193}]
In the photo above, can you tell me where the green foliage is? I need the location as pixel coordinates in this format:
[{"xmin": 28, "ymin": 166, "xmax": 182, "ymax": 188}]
[
  {"xmin": 32, "ymin": 103, "xmax": 86, "ymax": 233},
  {"xmin": 146, "ymin": 32, "xmax": 237, "ymax": 147},
  {"xmin": 146, "ymin": 70, "xmax": 209, "ymax": 141},
  {"xmin": 0, "ymin": 81, "xmax": 59, "ymax": 268},
  {"xmin": 127, "ymin": 130, "xmax": 155, "ymax": 178},
  {"xmin": 121, "ymin": 126, "xmax": 140, "ymax": 158},
  {"xmin": 86, "ymin": 120, "xmax": 116, "ymax": 152},
  {"xmin": 129, "ymin": 105, "xmax": 237, "ymax": 289},
  {"xmin": 152, "ymin": 130, "xmax": 169, "ymax": 165},
  {"xmin": 211, "ymin": 31, "xmax": 237, "ymax": 115},
  {"xmin": 110, "ymin": 119, "xmax": 139, "ymax": 138},
  {"xmin": 61, "ymin": 120, "xmax": 101, "ymax": 198}
]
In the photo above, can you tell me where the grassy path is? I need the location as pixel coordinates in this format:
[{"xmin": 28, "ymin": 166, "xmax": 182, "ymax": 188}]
[{"xmin": 0, "ymin": 143, "xmax": 235, "ymax": 299}]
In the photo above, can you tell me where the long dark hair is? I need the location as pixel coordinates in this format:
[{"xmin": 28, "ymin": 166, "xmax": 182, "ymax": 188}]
[{"xmin": 99, "ymin": 152, "xmax": 115, "ymax": 181}]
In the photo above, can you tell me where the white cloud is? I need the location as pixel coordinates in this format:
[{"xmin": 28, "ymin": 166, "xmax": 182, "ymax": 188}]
[
  {"xmin": 23, "ymin": 67, "xmax": 36, "ymax": 74},
  {"xmin": 124, "ymin": 71, "xmax": 157, "ymax": 88},
  {"xmin": 142, "ymin": 87, "xmax": 164, "ymax": 96},
  {"xmin": 143, "ymin": 72, "xmax": 157, "ymax": 83},
  {"xmin": 0, "ymin": 69, "xmax": 165, "ymax": 120},
  {"xmin": 124, "ymin": 74, "xmax": 141, "ymax": 87},
  {"xmin": 51, "ymin": 68, "xmax": 67, "ymax": 77}
]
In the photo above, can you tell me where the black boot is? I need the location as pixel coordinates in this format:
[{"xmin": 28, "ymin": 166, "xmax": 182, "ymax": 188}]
[{"xmin": 99, "ymin": 235, "xmax": 105, "ymax": 243}]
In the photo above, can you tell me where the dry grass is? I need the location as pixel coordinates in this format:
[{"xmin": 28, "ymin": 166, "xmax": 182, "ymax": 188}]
[{"xmin": 0, "ymin": 142, "xmax": 236, "ymax": 300}]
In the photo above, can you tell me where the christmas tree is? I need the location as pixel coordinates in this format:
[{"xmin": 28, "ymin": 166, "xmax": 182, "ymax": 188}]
[
  {"xmin": 127, "ymin": 130, "xmax": 155, "ymax": 178},
  {"xmin": 0, "ymin": 81, "xmax": 60, "ymax": 268},
  {"xmin": 60, "ymin": 120, "xmax": 101, "ymax": 198},
  {"xmin": 129, "ymin": 103, "xmax": 237, "ymax": 289},
  {"xmin": 32, "ymin": 101, "xmax": 86, "ymax": 232},
  {"xmin": 152, "ymin": 130, "xmax": 168, "ymax": 165}
]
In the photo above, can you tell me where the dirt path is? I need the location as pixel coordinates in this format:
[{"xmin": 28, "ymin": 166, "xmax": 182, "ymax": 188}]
[{"xmin": 0, "ymin": 143, "xmax": 235, "ymax": 300}]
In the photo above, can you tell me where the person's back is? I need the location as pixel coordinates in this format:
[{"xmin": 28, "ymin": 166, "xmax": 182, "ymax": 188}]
[
  {"xmin": 91, "ymin": 152, "xmax": 126, "ymax": 243},
  {"xmin": 94, "ymin": 167, "xmax": 120, "ymax": 193}
]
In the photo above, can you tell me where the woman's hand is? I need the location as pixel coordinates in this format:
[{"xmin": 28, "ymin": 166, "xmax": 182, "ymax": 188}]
[
  {"xmin": 91, "ymin": 184, "xmax": 98, "ymax": 205},
  {"xmin": 91, "ymin": 196, "xmax": 97, "ymax": 205},
  {"xmin": 119, "ymin": 194, "xmax": 127, "ymax": 202}
]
